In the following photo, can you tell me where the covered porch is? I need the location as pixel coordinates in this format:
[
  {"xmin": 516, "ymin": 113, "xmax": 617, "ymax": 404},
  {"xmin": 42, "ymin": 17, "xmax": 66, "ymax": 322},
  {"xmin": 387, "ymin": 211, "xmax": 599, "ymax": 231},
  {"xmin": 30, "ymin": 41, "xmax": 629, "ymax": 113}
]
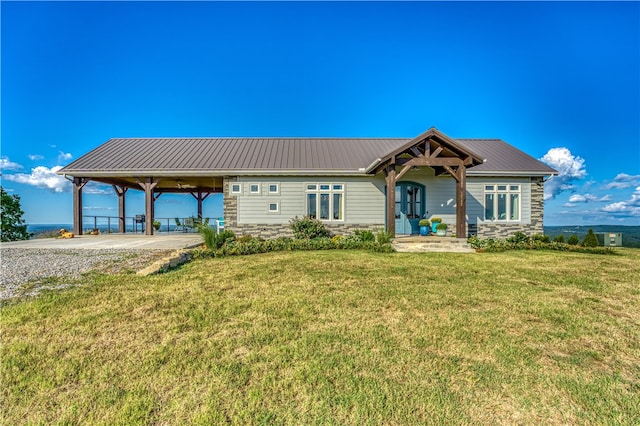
[
  {"xmin": 68, "ymin": 175, "xmax": 223, "ymax": 236},
  {"xmin": 370, "ymin": 128, "xmax": 485, "ymax": 238}
]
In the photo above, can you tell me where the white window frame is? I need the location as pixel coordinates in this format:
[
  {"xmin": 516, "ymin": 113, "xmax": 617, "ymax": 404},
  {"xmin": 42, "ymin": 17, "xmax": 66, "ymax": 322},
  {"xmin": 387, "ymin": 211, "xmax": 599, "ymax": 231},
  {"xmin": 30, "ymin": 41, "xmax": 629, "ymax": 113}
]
[
  {"xmin": 484, "ymin": 184, "xmax": 521, "ymax": 222},
  {"xmin": 249, "ymin": 183, "xmax": 261, "ymax": 195},
  {"xmin": 268, "ymin": 183, "xmax": 280, "ymax": 194},
  {"xmin": 306, "ymin": 182, "xmax": 344, "ymax": 222},
  {"xmin": 268, "ymin": 201, "xmax": 279, "ymax": 214},
  {"xmin": 230, "ymin": 183, "xmax": 242, "ymax": 195}
]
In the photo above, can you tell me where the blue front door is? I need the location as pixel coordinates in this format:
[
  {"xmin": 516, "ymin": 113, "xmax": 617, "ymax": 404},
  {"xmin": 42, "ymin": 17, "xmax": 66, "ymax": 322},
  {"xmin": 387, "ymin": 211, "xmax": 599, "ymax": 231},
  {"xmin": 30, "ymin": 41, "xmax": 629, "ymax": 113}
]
[{"xmin": 394, "ymin": 182, "xmax": 425, "ymax": 235}]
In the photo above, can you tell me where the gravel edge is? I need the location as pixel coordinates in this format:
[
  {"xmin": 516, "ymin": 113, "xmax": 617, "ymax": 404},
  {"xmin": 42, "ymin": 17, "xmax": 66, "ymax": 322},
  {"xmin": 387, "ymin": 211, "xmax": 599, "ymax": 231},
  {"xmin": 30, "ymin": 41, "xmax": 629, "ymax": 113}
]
[{"xmin": 0, "ymin": 248, "xmax": 175, "ymax": 301}]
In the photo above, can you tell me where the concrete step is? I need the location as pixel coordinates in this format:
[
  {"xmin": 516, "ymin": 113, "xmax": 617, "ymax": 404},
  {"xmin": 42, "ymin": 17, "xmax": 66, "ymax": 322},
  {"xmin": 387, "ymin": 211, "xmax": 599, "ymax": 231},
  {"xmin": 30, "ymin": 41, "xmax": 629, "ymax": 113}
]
[{"xmin": 392, "ymin": 236, "xmax": 476, "ymax": 253}]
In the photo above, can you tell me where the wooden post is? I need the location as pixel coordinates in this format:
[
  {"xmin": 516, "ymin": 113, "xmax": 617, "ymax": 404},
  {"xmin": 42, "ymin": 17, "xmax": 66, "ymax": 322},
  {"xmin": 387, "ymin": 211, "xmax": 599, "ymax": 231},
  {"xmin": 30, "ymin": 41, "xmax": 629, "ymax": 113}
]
[
  {"xmin": 73, "ymin": 177, "xmax": 89, "ymax": 235},
  {"xmin": 456, "ymin": 165, "xmax": 467, "ymax": 238},
  {"xmin": 136, "ymin": 178, "xmax": 159, "ymax": 235},
  {"xmin": 191, "ymin": 192, "xmax": 212, "ymax": 219},
  {"xmin": 113, "ymin": 185, "xmax": 128, "ymax": 233},
  {"xmin": 385, "ymin": 165, "xmax": 396, "ymax": 237}
]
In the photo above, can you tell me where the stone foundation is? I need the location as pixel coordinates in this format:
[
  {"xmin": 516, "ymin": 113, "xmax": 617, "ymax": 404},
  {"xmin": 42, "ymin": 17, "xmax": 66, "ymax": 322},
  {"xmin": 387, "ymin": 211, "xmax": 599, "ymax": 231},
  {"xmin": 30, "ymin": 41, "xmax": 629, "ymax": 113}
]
[{"xmin": 227, "ymin": 223, "xmax": 385, "ymax": 240}]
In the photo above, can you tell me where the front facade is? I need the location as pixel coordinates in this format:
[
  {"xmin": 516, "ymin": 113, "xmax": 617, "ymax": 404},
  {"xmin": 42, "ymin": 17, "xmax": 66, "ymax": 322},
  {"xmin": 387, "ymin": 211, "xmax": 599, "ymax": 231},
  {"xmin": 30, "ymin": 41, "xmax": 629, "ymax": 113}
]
[{"xmin": 58, "ymin": 128, "xmax": 556, "ymax": 238}]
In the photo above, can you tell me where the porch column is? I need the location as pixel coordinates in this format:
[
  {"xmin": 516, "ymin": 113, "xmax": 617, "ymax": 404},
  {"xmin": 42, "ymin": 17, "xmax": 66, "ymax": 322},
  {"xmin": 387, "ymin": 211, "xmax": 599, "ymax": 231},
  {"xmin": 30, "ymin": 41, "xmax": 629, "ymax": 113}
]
[
  {"xmin": 385, "ymin": 165, "xmax": 396, "ymax": 237},
  {"xmin": 136, "ymin": 178, "xmax": 159, "ymax": 235},
  {"xmin": 113, "ymin": 185, "xmax": 128, "ymax": 233},
  {"xmin": 455, "ymin": 165, "xmax": 467, "ymax": 238},
  {"xmin": 191, "ymin": 191, "xmax": 212, "ymax": 219},
  {"xmin": 72, "ymin": 177, "xmax": 89, "ymax": 235}
]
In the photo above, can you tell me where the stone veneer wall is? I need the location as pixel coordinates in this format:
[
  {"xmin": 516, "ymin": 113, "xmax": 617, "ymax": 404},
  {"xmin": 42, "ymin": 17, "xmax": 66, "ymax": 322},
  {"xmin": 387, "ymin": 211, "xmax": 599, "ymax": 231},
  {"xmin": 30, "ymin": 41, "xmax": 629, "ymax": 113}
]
[
  {"xmin": 229, "ymin": 223, "xmax": 385, "ymax": 239},
  {"xmin": 223, "ymin": 177, "xmax": 238, "ymax": 230},
  {"xmin": 476, "ymin": 177, "xmax": 545, "ymax": 239}
]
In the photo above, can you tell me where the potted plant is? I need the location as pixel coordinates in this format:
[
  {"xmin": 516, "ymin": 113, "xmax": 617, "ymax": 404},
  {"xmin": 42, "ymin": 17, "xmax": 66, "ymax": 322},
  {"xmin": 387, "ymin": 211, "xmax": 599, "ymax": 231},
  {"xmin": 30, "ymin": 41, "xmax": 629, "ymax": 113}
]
[
  {"xmin": 430, "ymin": 217, "xmax": 442, "ymax": 233},
  {"xmin": 436, "ymin": 222, "xmax": 448, "ymax": 236},
  {"xmin": 153, "ymin": 220, "xmax": 161, "ymax": 231},
  {"xmin": 419, "ymin": 219, "xmax": 431, "ymax": 236}
]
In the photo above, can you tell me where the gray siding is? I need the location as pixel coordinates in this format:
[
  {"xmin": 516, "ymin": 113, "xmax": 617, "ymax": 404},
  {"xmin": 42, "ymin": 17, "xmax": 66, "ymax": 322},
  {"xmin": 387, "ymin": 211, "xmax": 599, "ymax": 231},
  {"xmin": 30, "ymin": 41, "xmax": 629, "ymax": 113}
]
[{"xmin": 234, "ymin": 176, "xmax": 385, "ymax": 225}]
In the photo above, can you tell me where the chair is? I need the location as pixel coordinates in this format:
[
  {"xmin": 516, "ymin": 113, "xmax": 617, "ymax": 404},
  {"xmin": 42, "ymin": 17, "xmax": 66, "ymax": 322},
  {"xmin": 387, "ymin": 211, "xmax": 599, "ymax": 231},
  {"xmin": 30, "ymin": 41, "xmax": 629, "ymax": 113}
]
[
  {"xmin": 174, "ymin": 218, "xmax": 185, "ymax": 232},
  {"xmin": 184, "ymin": 217, "xmax": 195, "ymax": 232}
]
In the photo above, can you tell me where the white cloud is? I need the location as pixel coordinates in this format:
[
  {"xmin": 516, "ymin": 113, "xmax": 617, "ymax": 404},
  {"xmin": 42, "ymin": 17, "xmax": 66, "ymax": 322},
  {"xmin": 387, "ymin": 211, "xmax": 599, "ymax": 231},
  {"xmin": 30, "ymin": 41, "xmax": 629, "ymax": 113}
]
[
  {"xmin": 0, "ymin": 156, "xmax": 23, "ymax": 171},
  {"xmin": 605, "ymin": 173, "xmax": 640, "ymax": 190},
  {"xmin": 567, "ymin": 193, "xmax": 611, "ymax": 203},
  {"xmin": 84, "ymin": 182, "xmax": 112, "ymax": 195},
  {"xmin": 601, "ymin": 186, "xmax": 640, "ymax": 217},
  {"xmin": 58, "ymin": 151, "xmax": 73, "ymax": 163},
  {"xmin": 28, "ymin": 154, "xmax": 44, "ymax": 161},
  {"xmin": 540, "ymin": 147, "xmax": 587, "ymax": 200},
  {"xmin": 2, "ymin": 165, "xmax": 69, "ymax": 192}
]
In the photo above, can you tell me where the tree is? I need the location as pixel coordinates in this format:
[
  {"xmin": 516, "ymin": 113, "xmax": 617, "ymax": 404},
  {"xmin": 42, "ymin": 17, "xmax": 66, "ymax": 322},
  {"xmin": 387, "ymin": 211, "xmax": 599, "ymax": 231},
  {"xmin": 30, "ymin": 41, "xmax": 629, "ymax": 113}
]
[
  {"xmin": 567, "ymin": 234, "xmax": 580, "ymax": 245},
  {"xmin": 1, "ymin": 187, "xmax": 30, "ymax": 242},
  {"xmin": 582, "ymin": 229, "xmax": 599, "ymax": 247}
]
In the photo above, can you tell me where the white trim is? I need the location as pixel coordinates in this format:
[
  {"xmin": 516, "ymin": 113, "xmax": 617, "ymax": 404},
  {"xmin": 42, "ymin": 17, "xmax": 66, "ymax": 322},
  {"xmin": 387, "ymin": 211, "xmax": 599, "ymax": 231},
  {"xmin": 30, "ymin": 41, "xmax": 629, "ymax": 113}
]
[
  {"xmin": 305, "ymin": 182, "xmax": 345, "ymax": 222},
  {"xmin": 268, "ymin": 183, "xmax": 280, "ymax": 194},
  {"xmin": 484, "ymin": 184, "xmax": 521, "ymax": 222},
  {"xmin": 249, "ymin": 183, "xmax": 261, "ymax": 194},
  {"xmin": 230, "ymin": 183, "xmax": 242, "ymax": 195},
  {"xmin": 268, "ymin": 201, "xmax": 279, "ymax": 213}
]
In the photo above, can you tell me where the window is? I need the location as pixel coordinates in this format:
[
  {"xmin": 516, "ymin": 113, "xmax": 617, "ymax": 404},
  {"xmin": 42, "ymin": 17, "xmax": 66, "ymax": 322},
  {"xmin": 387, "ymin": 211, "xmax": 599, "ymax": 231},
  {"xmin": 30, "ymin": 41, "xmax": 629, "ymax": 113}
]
[
  {"xmin": 306, "ymin": 183, "xmax": 344, "ymax": 221},
  {"xmin": 268, "ymin": 183, "xmax": 279, "ymax": 194},
  {"xmin": 485, "ymin": 184, "xmax": 520, "ymax": 221},
  {"xmin": 230, "ymin": 183, "xmax": 241, "ymax": 194},
  {"xmin": 250, "ymin": 183, "xmax": 260, "ymax": 194},
  {"xmin": 268, "ymin": 202, "xmax": 279, "ymax": 213}
]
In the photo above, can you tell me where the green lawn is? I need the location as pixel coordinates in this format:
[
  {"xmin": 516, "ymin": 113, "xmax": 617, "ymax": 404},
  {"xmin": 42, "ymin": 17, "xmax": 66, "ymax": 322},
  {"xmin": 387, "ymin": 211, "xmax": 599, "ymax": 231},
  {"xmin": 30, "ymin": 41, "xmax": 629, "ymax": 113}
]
[{"xmin": 2, "ymin": 249, "xmax": 639, "ymax": 425}]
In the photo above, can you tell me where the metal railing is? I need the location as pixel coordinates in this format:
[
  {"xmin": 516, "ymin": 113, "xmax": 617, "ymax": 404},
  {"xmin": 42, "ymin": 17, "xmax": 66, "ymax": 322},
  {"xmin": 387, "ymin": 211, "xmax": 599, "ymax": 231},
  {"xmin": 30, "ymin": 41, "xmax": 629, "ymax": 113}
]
[{"xmin": 81, "ymin": 216, "xmax": 225, "ymax": 234}]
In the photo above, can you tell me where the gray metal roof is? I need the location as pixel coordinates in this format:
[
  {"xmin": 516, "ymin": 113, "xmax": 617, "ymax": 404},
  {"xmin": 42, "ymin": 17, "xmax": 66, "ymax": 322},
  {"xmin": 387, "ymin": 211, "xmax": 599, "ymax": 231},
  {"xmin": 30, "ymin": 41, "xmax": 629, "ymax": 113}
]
[
  {"xmin": 456, "ymin": 139, "xmax": 557, "ymax": 176},
  {"xmin": 59, "ymin": 136, "xmax": 556, "ymax": 177}
]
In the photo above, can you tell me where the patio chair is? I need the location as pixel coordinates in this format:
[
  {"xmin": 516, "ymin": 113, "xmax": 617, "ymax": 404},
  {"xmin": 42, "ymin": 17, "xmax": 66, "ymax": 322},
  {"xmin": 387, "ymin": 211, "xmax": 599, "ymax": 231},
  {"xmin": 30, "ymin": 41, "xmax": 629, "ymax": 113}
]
[{"xmin": 174, "ymin": 217, "xmax": 185, "ymax": 232}]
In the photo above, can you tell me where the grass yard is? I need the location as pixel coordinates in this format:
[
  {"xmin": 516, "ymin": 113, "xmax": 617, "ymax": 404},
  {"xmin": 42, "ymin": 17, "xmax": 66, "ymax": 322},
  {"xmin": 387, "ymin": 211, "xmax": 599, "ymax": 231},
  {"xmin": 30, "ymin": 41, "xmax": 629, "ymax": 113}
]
[{"xmin": 2, "ymin": 249, "xmax": 640, "ymax": 425}]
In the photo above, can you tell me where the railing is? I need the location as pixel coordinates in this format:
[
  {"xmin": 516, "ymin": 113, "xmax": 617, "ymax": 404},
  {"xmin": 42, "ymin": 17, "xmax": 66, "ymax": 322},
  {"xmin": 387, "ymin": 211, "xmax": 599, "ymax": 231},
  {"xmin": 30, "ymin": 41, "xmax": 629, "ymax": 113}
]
[{"xmin": 81, "ymin": 216, "xmax": 225, "ymax": 234}]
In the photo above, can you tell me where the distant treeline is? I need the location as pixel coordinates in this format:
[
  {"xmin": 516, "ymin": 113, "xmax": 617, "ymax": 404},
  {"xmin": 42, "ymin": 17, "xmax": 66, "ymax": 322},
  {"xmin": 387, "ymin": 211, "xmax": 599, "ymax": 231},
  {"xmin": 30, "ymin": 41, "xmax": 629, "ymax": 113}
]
[{"xmin": 544, "ymin": 225, "xmax": 640, "ymax": 248}]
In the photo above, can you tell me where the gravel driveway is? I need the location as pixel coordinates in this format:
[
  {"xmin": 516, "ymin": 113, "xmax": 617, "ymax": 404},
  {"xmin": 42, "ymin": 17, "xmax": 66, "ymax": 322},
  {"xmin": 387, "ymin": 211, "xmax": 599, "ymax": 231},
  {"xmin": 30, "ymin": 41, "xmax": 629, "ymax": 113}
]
[{"xmin": 1, "ymin": 248, "xmax": 174, "ymax": 300}]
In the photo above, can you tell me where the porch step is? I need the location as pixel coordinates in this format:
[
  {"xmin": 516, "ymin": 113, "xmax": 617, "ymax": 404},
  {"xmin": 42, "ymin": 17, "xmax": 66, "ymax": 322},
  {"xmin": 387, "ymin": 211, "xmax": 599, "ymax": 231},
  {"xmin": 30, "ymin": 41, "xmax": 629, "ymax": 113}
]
[{"xmin": 391, "ymin": 236, "xmax": 476, "ymax": 253}]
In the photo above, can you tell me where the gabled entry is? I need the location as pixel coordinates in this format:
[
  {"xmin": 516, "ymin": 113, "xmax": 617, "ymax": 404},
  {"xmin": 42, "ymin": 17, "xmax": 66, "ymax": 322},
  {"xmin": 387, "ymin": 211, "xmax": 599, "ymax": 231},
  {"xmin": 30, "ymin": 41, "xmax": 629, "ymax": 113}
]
[{"xmin": 372, "ymin": 127, "xmax": 485, "ymax": 238}]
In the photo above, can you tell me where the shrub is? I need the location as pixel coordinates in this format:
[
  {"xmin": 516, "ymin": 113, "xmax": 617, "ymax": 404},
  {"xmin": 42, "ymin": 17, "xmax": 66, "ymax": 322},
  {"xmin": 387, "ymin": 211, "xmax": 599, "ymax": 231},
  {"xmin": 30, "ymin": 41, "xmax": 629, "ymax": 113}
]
[
  {"xmin": 532, "ymin": 234, "xmax": 551, "ymax": 243},
  {"xmin": 353, "ymin": 229, "xmax": 375, "ymax": 242},
  {"xmin": 289, "ymin": 216, "xmax": 331, "ymax": 240},
  {"xmin": 198, "ymin": 225, "xmax": 217, "ymax": 250},
  {"xmin": 507, "ymin": 231, "xmax": 530, "ymax": 244},
  {"xmin": 583, "ymin": 229, "xmax": 599, "ymax": 247},
  {"xmin": 375, "ymin": 230, "xmax": 392, "ymax": 245},
  {"xmin": 554, "ymin": 234, "xmax": 565, "ymax": 243},
  {"xmin": 567, "ymin": 234, "xmax": 580, "ymax": 245},
  {"xmin": 436, "ymin": 223, "xmax": 448, "ymax": 230},
  {"xmin": 418, "ymin": 219, "xmax": 431, "ymax": 227},
  {"xmin": 215, "ymin": 229, "xmax": 236, "ymax": 249}
]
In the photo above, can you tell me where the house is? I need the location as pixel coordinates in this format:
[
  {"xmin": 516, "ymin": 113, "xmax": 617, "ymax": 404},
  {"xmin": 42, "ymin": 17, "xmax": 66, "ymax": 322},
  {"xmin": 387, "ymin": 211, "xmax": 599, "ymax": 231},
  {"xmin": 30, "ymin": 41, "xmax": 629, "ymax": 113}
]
[{"xmin": 58, "ymin": 128, "xmax": 557, "ymax": 238}]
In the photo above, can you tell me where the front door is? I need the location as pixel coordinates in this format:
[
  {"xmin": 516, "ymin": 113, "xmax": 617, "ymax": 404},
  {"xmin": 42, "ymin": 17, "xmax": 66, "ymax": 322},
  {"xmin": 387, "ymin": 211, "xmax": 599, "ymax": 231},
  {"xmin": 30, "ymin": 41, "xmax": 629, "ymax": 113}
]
[{"xmin": 394, "ymin": 182, "xmax": 425, "ymax": 235}]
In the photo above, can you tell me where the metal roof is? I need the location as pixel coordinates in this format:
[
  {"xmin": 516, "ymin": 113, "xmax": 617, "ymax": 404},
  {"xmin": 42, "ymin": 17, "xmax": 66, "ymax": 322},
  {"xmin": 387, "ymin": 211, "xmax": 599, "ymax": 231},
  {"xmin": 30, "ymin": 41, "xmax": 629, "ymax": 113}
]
[
  {"xmin": 456, "ymin": 139, "xmax": 557, "ymax": 176},
  {"xmin": 59, "ymin": 136, "xmax": 556, "ymax": 177}
]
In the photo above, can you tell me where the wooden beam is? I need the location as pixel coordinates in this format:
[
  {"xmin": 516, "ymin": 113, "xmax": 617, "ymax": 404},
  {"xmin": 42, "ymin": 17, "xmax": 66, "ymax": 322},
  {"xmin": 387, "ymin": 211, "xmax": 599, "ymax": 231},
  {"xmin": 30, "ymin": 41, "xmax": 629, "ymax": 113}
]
[
  {"xmin": 385, "ymin": 165, "xmax": 396, "ymax": 237},
  {"xmin": 191, "ymin": 191, "xmax": 212, "ymax": 219},
  {"xmin": 72, "ymin": 177, "xmax": 89, "ymax": 235},
  {"xmin": 136, "ymin": 178, "xmax": 159, "ymax": 235},
  {"xmin": 112, "ymin": 185, "xmax": 128, "ymax": 233},
  {"xmin": 401, "ymin": 157, "xmax": 464, "ymax": 167},
  {"xmin": 455, "ymin": 165, "xmax": 467, "ymax": 239},
  {"xmin": 394, "ymin": 164, "xmax": 413, "ymax": 183},
  {"xmin": 430, "ymin": 146, "xmax": 443, "ymax": 158}
]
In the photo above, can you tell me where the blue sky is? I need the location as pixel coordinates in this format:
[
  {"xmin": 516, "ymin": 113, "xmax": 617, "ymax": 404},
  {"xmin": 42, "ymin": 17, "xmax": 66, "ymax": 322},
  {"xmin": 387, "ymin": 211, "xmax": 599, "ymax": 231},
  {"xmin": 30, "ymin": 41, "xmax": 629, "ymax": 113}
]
[{"xmin": 1, "ymin": 1, "xmax": 639, "ymax": 227}]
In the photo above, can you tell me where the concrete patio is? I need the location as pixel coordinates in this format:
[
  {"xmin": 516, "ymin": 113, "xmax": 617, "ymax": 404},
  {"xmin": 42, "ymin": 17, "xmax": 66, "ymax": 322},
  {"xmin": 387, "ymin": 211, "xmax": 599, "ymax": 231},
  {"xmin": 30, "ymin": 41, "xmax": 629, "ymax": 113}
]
[{"xmin": 0, "ymin": 233, "xmax": 204, "ymax": 250}]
